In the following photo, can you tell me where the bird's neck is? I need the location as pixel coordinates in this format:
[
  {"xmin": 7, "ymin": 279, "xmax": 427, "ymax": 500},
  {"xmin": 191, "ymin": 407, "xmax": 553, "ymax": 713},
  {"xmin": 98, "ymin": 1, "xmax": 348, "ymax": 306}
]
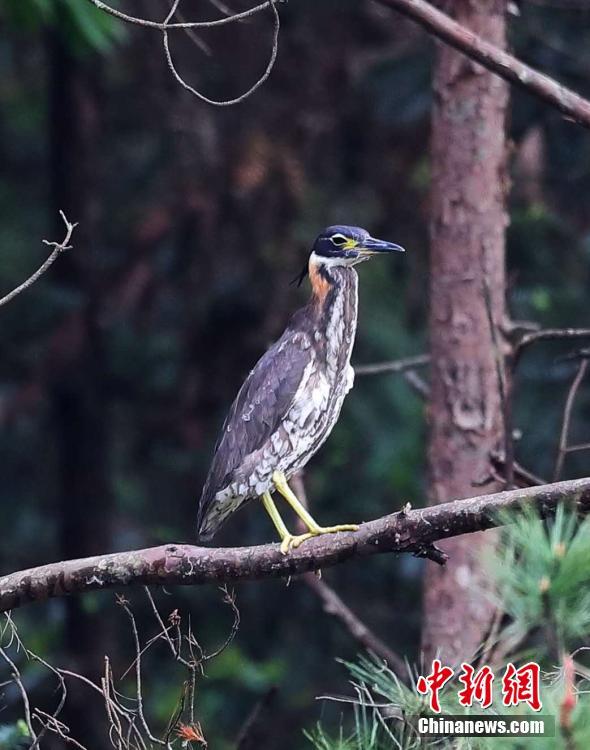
[{"xmin": 308, "ymin": 261, "xmax": 359, "ymax": 364}]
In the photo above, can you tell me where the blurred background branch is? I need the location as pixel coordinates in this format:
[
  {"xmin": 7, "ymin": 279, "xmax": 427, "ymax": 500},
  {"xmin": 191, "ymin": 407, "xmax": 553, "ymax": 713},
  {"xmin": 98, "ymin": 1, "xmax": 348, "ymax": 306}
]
[{"xmin": 375, "ymin": 0, "xmax": 590, "ymax": 128}]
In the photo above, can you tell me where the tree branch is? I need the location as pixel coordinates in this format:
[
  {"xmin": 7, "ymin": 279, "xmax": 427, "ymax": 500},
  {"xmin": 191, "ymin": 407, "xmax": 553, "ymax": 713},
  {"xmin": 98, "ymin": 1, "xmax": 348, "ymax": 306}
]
[
  {"xmin": 374, "ymin": 0, "xmax": 590, "ymax": 129},
  {"xmin": 0, "ymin": 211, "xmax": 76, "ymax": 309},
  {"xmin": 354, "ymin": 354, "xmax": 430, "ymax": 376},
  {"xmin": 87, "ymin": 0, "xmax": 275, "ymax": 30},
  {"xmin": 162, "ymin": 0, "xmax": 280, "ymax": 106},
  {"xmin": 303, "ymin": 572, "xmax": 407, "ymax": 674},
  {"xmin": 2, "ymin": 477, "xmax": 590, "ymax": 613},
  {"xmin": 513, "ymin": 327, "xmax": 590, "ymax": 366}
]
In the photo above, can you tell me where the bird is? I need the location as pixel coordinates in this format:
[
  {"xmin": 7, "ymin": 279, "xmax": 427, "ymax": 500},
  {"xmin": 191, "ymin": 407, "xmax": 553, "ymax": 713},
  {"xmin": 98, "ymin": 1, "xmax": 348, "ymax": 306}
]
[{"xmin": 197, "ymin": 225, "xmax": 405, "ymax": 553}]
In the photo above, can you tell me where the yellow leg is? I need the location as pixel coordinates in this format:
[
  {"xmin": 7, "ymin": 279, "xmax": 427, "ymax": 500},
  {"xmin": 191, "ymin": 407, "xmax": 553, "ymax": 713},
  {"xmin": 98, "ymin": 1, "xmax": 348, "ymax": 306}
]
[
  {"xmin": 272, "ymin": 470, "xmax": 358, "ymax": 551},
  {"xmin": 261, "ymin": 491, "xmax": 313, "ymax": 555}
]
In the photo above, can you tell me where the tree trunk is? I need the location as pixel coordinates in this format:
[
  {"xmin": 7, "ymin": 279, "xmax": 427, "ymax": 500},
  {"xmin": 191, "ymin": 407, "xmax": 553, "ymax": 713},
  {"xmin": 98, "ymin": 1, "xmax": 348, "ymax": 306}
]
[
  {"xmin": 47, "ymin": 28, "xmax": 112, "ymax": 745},
  {"xmin": 422, "ymin": 0, "xmax": 509, "ymax": 665}
]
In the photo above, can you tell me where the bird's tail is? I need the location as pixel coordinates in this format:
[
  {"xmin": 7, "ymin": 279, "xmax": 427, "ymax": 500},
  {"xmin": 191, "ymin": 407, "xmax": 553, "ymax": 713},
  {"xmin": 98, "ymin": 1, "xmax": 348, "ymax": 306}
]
[
  {"xmin": 197, "ymin": 487, "xmax": 244, "ymax": 542},
  {"xmin": 196, "ymin": 495, "xmax": 217, "ymax": 542}
]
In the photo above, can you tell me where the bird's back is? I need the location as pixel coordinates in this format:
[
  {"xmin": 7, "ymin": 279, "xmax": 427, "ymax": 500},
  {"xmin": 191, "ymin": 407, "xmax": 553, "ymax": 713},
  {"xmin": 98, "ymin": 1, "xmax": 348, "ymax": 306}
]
[{"xmin": 197, "ymin": 311, "xmax": 314, "ymax": 538}]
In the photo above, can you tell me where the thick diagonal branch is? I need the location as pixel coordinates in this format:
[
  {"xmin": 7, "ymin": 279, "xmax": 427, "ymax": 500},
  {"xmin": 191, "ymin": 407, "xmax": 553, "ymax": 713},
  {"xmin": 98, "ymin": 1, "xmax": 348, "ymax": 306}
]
[
  {"xmin": 374, "ymin": 0, "xmax": 590, "ymax": 130},
  {"xmin": 1, "ymin": 477, "xmax": 590, "ymax": 613}
]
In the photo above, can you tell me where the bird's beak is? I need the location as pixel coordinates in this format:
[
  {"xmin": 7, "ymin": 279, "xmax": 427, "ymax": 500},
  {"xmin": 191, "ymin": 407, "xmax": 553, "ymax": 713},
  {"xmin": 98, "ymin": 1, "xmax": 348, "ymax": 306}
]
[{"xmin": 357, "ymin": 237, "xmax": 405, "ymax": 256}]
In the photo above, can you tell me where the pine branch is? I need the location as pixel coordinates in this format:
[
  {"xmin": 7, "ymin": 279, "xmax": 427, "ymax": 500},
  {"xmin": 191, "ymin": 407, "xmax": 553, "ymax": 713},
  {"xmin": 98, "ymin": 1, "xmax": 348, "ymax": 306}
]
[
  {"xmin": 1, "ymin": 477, "xmax": 590, "ymax": 613},
  {"xmin": 374, "ymin": 0, "xmax": 590, "ymax": 129}
]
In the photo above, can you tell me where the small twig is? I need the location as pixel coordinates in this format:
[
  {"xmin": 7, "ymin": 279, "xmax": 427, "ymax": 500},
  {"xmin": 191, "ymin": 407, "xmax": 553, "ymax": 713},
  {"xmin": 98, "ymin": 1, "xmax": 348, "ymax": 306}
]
[
  {"xmin": 513, "ymin": 327, "xmax": 590, "ymax": 366},
  {"xmin": 143, "ymin": 587, "xmax": 178, "ymax": 658},
  {"xmin": 554, "ymin": 359, "xmax": 589, "ymax": 481},
  {"xmin": 87, "ymin": 0, "xmax": 275, "ymax": 30},
  {"xmin": 0, "ymin": 647, "xmax": 37, "ymax": 744},
  {"xmin": 235, "ymin": 687, "xmax": 277, "ymax": 750},
  {"xmin": 0, "ymin": 211, "xmax": 76, "ymax": 309},
  {"xmin": 402, "ymin": 369, "xmax": 430, "ymax": 399},
  {"xmin": 117, "ymin": 598, "xmax": 167, "ymax": 747},
  {"xmin": 203, "ymin": 586, "xmax": 240, "ymax": 661},
  {"xmin": 29, "ymin": 652, "xmax": 68, "ymax": 750},
  {"xmin": 354, "ymin": 354, "xmax": 430, "ymax": 376},
  {"xmin": 482, "ymin": 265, "xmax": 513, "ymax": 488},
  {"xmin": 162, "ymin": 0, "xmax": 280, "ymax": 106},
  {"xmin": 171, "ymin": 2, "xmax": 212, "ymax": 56},
  {"xmin": 490, "ymin": 451, "xmax": 547, "ymax": 488},
  {"xmin": 33, "ymin": 711, "xmax": 88, "ymax": 750},
  {"xmin": 565, "ymin": 441, "xmax": 590, "ymax": 455},
  {"xmin": 291, "ymin": 473, "xmax": 408, "ymax": 675},
  {"xmin": 304, "ymin": 573, "xmax": 407, "ymax": 675}
]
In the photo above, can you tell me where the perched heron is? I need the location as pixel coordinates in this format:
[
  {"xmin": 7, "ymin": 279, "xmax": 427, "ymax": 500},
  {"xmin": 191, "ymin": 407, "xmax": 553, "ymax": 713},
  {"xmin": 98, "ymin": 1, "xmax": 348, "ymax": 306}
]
[{"xmin": 197, "ymin": 225, "xmax": 404, "ymax": 553}]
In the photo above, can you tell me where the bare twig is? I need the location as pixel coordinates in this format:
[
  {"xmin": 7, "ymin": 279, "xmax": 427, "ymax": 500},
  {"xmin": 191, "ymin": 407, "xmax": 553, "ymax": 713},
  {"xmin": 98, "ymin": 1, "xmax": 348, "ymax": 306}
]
[
  {"xmin": 290, "ymin": 474, "xmax": 406, "ymax": 673},
  {"xmin": 3, "ymin": 477, "xmax": 590, "ymax": 612},
  {"xmin": 0, "ymin": 647, "xmax": 37, "ymax": 745},
  {"xmin": 117, "ymin": 597, "xmax": 166, "ymax": 747},
  {"xmin": 33, "ymin": 711, "xmax": 88, "ymax": 750},
  {"xmin": 162, "ymin": 0, "xmax": 279, "ymax": 106},
  {"xmin": 172, "ymin": 3, "xmax": 212, "ymax": 56},
  {"xmin": 0, "ymin": 593, "xmax": 230, "ymax": 750},
  {"xmin": 402, "ymin": 368, "xmax": 430, "ymax": 399},
  {"xmin": 374, "ymin": 0, "xmax": 590, "ymax": 129},
  {"xmin": 513, "ymin": 327, "xmax": 590, "ymax": 366},
  {"xmin": 490, "ymin": 450, "xmax": 547, "ymax": 488},
  {"xmin": 203, "ymin": 586, "xmax": 240, "ymax": 661},
  {"xmin": 566, "ymin": 441, "xmax": 590, "ymax": 454},
  {"xmin": 482, "ymin": 272, "xmax": 513, "ymax": 488},
  {"xmin": 235, "ymin": 687, "xmax": 277, "ymax": 750},
  {"xmin": 554, "ymin": 359, "xmax": 588, "ymax": 481},
  {"xmin": 87, "ymin": 0, "xmax": 276, "ymax": 29},
  {"xmin": 0, "ymin": 211, "xmax": 76, "ymax": 308},
  {"xmin": 354, "ymin": 354, "xmax": 430, "ymax": 376},
  {"xmin": 303, "ymin": 573, "xmax": 406, "ymax": 674},
  {"xmin": 29, "ymin": 652, "xmax": 69, "ymax": 750}
]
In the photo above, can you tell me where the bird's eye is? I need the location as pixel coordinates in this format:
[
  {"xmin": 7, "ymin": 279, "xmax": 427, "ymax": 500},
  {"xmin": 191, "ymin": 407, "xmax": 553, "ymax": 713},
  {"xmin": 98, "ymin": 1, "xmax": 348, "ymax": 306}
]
[{"xmin": 330, "ymin": 234, "xmax": 348, "ymax": 246}]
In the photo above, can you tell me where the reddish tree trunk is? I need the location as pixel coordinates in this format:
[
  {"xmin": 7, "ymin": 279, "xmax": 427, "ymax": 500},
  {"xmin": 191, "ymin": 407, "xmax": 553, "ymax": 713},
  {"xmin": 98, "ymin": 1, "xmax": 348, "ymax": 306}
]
[{"xmin": 422, "ymin": 0, "xmax": 509, "ymax": 664}]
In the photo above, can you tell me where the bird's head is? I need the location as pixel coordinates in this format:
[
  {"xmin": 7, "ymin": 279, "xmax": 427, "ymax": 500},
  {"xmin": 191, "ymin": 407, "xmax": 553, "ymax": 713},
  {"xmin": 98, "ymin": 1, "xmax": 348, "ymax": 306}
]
[
  {"xmin": 294, "ymin": 225, "xmax": 404, "ymax": 287},
  {"xmin": 311, "ymin": 225, "xmax": 405, "ymax": 266}
]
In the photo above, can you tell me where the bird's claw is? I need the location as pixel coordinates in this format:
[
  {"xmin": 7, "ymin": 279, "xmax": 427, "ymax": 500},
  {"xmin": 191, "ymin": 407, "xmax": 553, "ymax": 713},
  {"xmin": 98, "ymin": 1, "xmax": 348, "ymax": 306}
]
[
  {"xmin": 279, "ymin": 524, "xmax": 359, "ymax": 555},
  {"xmin": 280, "ymin": 533, "xmax": 314, "ymax": 554}
]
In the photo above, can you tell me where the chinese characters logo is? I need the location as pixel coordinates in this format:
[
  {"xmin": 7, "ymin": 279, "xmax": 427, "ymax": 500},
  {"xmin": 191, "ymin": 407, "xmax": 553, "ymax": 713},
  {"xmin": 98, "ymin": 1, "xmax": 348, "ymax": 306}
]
[{"xmin": 416, "ymin": 660, "xmax": 542, "ymax": 713}]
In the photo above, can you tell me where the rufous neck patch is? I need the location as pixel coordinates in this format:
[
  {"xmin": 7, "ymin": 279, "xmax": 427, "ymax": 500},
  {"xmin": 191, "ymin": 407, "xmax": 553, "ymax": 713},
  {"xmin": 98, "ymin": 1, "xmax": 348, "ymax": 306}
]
[{"xmin": 308, "ymin": 259, "xmax": 331, "ymax": 305}]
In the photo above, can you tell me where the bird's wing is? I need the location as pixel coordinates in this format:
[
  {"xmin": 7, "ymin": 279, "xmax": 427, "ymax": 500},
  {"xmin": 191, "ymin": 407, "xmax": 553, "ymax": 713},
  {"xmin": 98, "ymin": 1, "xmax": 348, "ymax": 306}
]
[{"xmin": 198, "ymin": 328, "xmax": 313, "ymax": 519}]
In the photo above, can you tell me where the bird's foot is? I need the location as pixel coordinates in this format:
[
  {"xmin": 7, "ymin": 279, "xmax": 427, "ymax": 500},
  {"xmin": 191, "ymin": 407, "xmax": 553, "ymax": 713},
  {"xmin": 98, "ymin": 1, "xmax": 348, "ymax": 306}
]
[
  {"xmin": 280, "ymin": 532, "xmax": 314, "ymax": 555},
  {"xmin": 279, "ymin": 524, "xmax": 359, "ymax": 554}
]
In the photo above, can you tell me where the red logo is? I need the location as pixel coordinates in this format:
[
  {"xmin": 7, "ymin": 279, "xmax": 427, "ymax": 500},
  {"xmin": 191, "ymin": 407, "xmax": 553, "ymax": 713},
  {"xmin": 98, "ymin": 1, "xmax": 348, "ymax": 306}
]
[
  {"xmin": 416, "ymin": 660, "xmax": 542, "ymax": 713},
  {"xmin": 501, "ymin": 662, "xmax": 542, "ymax": 711},
  {"xmin": 416, "ymin": 659, "xmax": 454, "ymax": 713},
  {"xmin": 457, "ymin": 663, "xmax": 494, "ymax": 709}
]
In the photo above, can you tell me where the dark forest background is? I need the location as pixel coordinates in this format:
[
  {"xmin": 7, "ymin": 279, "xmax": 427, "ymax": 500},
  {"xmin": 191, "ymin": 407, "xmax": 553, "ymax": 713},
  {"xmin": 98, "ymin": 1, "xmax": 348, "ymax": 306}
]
[{"xmin": 1, "ymin": 0, "xmax": 590, "ymax": 747}]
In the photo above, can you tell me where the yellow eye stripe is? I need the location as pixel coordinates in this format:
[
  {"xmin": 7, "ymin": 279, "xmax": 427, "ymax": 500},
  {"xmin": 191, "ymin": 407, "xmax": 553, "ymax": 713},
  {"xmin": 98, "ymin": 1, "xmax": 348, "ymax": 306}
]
[{"xmin": 330, "ymin": 234, "xmax": 358, "ymax": 250}]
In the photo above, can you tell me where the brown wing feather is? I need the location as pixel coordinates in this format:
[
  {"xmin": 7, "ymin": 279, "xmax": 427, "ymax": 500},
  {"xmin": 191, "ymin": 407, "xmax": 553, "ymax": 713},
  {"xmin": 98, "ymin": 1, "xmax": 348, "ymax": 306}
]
[{"xmin": 197, "ymin": 327, "xmax": 312, "ymax": 536}]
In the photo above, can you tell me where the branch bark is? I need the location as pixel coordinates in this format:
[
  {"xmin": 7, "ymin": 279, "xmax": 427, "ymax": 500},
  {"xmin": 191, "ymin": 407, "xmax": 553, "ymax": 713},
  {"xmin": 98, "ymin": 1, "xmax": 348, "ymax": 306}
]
[
  {"xmin": 1, "ymin": 477, "xmax": 589, "ymax": 613},
  {"xmin": 374, "ymin": 0, "xmax": 590, "ymax": 130}
]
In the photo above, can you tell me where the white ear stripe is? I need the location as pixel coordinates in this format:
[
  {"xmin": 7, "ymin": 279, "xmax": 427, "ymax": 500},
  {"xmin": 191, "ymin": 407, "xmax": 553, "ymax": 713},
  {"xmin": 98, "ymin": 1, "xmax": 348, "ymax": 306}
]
[{"xmin": 309, "ymin": 251, "xmax": 368, "ymax": 268}]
